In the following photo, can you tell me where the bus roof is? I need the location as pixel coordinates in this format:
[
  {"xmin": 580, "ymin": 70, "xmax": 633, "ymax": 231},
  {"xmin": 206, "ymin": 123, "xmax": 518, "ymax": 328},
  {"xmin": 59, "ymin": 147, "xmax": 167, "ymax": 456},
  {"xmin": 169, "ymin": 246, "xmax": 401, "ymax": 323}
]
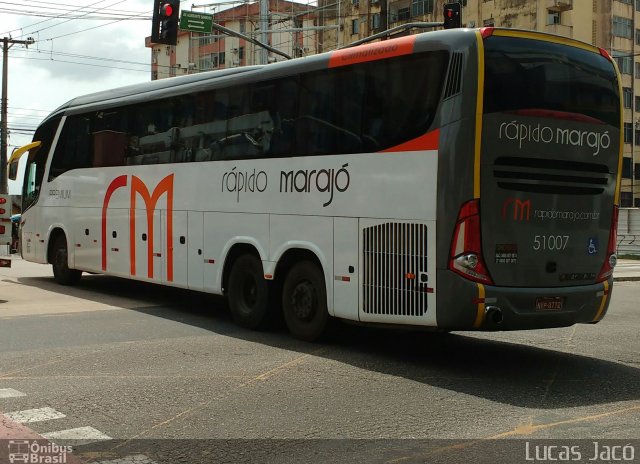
[{"xmin": 41, "ymin": 27, "xmax": 607, "ymax": 124}]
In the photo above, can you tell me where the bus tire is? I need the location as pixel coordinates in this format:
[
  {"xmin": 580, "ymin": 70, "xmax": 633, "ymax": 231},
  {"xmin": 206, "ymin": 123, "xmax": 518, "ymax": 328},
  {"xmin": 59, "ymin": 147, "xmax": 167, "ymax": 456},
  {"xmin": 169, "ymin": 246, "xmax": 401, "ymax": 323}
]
[
  {"xmin": 227, "ymin": 254, "xmax": 270, "ymax": 330},
  {"xmin": 282, "ymin": 261, "xmax": 328, "ymax": 342},
  {"xmin": 51, "ymin": 235, "xmax": 82, "ymax": 286}
]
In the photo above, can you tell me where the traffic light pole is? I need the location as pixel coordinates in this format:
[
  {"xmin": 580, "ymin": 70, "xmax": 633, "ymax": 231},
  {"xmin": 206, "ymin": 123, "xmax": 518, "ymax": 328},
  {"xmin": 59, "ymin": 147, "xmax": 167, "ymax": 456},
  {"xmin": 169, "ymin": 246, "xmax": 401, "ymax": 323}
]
[{"xmin": 1, "ymin": 37, "xmax": 34, "ymax": 195}]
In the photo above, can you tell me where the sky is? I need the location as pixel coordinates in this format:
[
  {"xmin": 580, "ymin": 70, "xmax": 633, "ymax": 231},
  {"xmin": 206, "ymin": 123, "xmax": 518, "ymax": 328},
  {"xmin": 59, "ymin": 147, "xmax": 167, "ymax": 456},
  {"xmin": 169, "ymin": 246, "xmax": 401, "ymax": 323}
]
[{"xmin": 0, "ymin": 0, "xmax": 189, "ymax": 193}]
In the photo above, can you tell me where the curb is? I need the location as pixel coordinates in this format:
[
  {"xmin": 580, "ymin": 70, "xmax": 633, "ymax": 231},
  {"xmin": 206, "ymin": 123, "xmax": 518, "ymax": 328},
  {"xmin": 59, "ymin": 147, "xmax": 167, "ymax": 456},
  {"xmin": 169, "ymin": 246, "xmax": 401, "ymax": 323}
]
[
  {"xmin": 0, "ymin": 413, "xmax": 85, "ymax": 464},
  {"xmin": 613, "ymin": 276, "xmax": 640, "ymax": 282}
]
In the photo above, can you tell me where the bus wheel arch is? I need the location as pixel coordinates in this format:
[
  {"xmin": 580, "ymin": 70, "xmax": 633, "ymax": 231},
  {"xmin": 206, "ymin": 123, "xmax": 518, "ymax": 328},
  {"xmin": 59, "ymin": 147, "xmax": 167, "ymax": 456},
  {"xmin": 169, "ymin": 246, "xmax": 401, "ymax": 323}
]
[
  {"xmin": 223, "ymin": 243, "xmax": 271, "ymax": 330},
  {"xmin": 48, "ymin": 228, "xmax": 82, "ymax": 286},
  {"xmin": 275, "ymin": 249, "xmax": 329, "ymax": 342}
]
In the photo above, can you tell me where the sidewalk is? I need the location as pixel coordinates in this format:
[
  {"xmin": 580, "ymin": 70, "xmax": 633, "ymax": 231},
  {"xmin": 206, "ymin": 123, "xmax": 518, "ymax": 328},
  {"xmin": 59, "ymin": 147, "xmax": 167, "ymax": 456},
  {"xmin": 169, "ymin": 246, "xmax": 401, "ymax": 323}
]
[{"xmin": 613, "ymin": 258, "xmax": 640, "ymax": 282}]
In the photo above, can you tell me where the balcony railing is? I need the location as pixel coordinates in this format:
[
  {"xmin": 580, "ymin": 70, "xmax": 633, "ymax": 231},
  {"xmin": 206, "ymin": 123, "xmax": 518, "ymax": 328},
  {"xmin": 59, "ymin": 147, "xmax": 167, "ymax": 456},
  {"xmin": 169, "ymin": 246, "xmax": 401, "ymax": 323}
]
[{"xmin": 546, "ymin": 0, "xmax": 573, "ymax": 12}]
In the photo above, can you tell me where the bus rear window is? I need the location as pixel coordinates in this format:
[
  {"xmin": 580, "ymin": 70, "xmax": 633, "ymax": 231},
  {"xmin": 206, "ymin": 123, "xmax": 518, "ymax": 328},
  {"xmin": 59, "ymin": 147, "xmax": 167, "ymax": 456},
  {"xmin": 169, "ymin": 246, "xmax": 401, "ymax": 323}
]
[{"xmin": 483, "ymin": 37, "xmax": 619, "ymax": 126}]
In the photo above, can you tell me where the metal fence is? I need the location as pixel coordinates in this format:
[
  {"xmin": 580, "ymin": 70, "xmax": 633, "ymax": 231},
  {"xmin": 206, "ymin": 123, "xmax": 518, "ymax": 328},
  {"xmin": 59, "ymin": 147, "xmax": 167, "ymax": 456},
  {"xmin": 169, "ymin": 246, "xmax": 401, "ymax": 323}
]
[{"xmin": 618, "ymin": 208, "xmax": 640, "ymax": 256}]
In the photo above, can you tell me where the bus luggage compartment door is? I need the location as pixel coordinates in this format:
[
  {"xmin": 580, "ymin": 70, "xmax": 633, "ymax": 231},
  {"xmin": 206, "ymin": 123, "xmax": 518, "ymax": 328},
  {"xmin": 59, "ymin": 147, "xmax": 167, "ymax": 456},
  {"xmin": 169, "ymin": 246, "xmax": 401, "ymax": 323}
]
[{"xmin": 333, "ymin": 217, "xmax": 359, "ymax": 321}]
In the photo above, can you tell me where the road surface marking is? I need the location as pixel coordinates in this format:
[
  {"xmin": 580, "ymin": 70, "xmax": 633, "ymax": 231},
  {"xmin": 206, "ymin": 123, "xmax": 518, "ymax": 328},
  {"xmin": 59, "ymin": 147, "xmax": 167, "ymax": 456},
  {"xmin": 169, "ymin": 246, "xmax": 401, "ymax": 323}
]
[
  {"xmin": 0, "ymin": 388, "xmax": 26, "ymax": 398},
  {"xmin": 4, "ymin": 407, "xmax": 66, "ymax": 423},
  {"xmin": 94, "ymin": 454, "xmax": 158, "ymax": 464},
  {"xmin": 43, "ymin": 426, "xmax": 112, "ymax": 445}
]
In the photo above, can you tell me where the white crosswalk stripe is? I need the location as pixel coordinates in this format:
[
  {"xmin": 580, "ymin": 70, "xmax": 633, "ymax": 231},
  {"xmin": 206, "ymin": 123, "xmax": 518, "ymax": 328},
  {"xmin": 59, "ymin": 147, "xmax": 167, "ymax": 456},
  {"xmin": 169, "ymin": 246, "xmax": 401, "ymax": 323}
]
[
  {"xmin": 42, "ymin": 426, "xmax": 112, "ymax": 445},
  {"xmin": 4, "ymin": 407, "xmax": 66, "ymax": 423},
  {"xmin": 93, "ymin": 454, "xmax": 158, "ymax": 464},
  {"xmin": 0, "ymin": 388, "xmax": 27, "ymax": 399}
]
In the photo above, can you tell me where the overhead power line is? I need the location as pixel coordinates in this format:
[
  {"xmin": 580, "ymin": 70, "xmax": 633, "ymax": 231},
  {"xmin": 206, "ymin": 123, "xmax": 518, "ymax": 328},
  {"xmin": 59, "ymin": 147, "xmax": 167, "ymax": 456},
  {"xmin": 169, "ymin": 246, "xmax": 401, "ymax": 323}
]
[{"xmin": 0, "ymin": 0, "xmax": 115, "ymax": 37}]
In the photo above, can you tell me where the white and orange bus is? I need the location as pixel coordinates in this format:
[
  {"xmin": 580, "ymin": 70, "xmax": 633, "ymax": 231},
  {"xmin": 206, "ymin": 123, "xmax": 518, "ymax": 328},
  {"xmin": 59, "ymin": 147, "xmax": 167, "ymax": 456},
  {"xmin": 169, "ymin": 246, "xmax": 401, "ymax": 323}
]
[{"xmin": 12, "ymin": 28, "xmax": 622, "ymax": 341}]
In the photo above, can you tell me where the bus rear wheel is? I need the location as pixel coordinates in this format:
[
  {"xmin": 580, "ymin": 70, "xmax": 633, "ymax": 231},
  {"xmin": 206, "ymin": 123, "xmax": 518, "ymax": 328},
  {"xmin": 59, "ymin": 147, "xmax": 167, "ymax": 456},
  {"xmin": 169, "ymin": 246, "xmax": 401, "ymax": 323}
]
[
  {"xmin": 227, "ymin": 254, "xmax": 270, "ymax": 330},
  {"xmin": 51, "ymin": 235, "xmax": 82, "ymax": 286},
  {"xmin": 282, "ymin": 261, "xmax": 328, "ymax": 342}
]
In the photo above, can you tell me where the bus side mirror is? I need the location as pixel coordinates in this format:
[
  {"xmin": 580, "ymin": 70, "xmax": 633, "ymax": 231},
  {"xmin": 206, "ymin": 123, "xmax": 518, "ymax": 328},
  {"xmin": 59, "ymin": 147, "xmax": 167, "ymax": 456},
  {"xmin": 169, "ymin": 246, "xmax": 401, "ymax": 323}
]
[
  {"xmin": 7, "ymin": 141, "xmax": 41, "ymax": 182},
  {"xmin": 8, "ymin": 158, "xmax": 19, "ymax": 181}
]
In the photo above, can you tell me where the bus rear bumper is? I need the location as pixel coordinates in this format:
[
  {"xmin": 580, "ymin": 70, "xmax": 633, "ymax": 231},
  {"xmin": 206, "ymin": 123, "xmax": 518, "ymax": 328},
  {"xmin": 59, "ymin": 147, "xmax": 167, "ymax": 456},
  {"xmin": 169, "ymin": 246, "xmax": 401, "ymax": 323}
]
[{"xmin": 436, "ymin": 270, "xmax": 613, "ymax": 331}]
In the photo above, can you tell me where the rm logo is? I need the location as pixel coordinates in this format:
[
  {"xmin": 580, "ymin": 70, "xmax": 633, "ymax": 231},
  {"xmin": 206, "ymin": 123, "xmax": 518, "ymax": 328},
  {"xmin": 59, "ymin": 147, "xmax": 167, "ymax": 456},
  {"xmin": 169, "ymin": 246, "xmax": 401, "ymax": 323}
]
[
  {"xmin": 101, "ymin": 174, "xmax": 174, "ymax": 281},
  {"xmin": 502, "ymin": 198, "xmax": 531, "ymax": 222}
]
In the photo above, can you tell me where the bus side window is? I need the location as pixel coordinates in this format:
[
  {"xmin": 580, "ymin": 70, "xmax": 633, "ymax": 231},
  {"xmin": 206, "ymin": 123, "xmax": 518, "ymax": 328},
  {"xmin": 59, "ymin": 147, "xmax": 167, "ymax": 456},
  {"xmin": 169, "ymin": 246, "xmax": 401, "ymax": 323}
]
[
  {"xmin": 49, "ymin": 115, "xmax": 92, "ymax": 180},
  {"xmin": 268, "ymin": 77, "xmax": 299, "ymax": 157}
]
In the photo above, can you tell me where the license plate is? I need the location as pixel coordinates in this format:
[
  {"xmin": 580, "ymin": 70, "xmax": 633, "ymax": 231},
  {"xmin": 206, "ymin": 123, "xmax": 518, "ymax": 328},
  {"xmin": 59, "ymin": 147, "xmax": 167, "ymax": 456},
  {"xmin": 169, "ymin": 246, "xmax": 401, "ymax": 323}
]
[{"xmin": 535, "ymin": 296, "xmax": 564, "ymax": 311}]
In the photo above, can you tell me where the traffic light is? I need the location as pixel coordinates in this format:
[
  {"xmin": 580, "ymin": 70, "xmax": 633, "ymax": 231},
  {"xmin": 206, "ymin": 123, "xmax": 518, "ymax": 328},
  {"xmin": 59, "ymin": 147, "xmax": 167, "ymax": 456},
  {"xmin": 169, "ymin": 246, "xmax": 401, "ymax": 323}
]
[
  {"xmin": 443, "ymin": 2, "xmax": 462, "ymax": 29},
  {"xmin": 151, "ymin": 0, "xmax": 180, "ymax": 45}
]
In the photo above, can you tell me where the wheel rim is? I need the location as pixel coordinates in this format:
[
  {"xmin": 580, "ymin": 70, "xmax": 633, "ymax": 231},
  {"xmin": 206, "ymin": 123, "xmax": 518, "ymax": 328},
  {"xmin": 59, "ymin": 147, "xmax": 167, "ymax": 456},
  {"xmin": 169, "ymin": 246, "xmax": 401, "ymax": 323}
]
[
  {"xmin": 290, "ymin": 279, "xmax": 317, "ymax": 322},
  {"xmin": 241, "ymin": 275, "xmax": 258, "ymax": 309},
  {"xmin": 55, "ymin": 246, "xmax": 67, "ymax": 270}
]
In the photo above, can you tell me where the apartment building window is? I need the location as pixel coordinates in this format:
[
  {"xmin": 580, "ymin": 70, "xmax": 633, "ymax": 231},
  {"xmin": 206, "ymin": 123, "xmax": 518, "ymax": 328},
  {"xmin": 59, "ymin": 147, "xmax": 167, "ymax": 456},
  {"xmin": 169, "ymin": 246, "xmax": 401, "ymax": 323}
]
[
  {"xmin": 621, "ymin": 191, "xmax": 633, "ymax": 207},
  {"xmin": 371, "ymin": 13, "xmax": 381, "ymax": 29},
  {"xmin": 637, "ymin": 0, "xmax": 640, "ymax": 11},
  {"xmin": 624, "ymin": 122, "xmax": 633, "ymax": 143},
  {"xmin": 240, "ymin": 21, "xmax": 246, "ymax": 33},
  {"xmin": 623, "ymin": 157, "xmax": 632, "ymax": 178},
  {"xmin": 636, "ymin": 28, "xmax": 640, "ymax": 45},
  {"xmin": 635, "ymin": 129, "xmax": 640, "ymax": 145},
  {"xmin": 412, "ymin": 0, "xmax": 434, "ymax": 16},
  {"xmin": 636, "ymin": 162, "xmax": 640, "ymax": 180},
  {"xmin": 398, "ymin": 7, "xmax": 410, "ymax": 20},
  {"xmin": 614, "ymin": 52, "xmax": 633, "ymax": 74},
  {"xmin": 353, "ymin": 0, "xmax": 359, "ymax": 6},
  {"xmin": 239, "ymin": 47, "xmax": 245, "ymax": 60},
  {"xmin": 547, "ymin": 11, "xmax": 560, "ymax": 25},
  {"xmin": 636, "ymin": 96, "xmax": 640, "ymax": 111},
  {"xmin": 618, "ymin": 0, "xmax": 632, "ymax": 4},
  {"xmin": 624, "ymin": 87, "xmax": 633, "ymax": 108},
  {"xmin": 352, "ymin": 19, "xmax": 359, "ymax": 34},
  {"xmin": 218, "ymin": 52, "xmax": 225, "ymax": 67},
  {"xmin": 613, "ymin": 16, "xmax": 633, "ymax": 38}
]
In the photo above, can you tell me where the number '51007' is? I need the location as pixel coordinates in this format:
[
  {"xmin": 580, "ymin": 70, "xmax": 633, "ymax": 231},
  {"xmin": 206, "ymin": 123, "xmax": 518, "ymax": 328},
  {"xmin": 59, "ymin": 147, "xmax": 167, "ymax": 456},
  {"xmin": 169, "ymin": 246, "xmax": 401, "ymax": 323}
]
[{"xmin": 533, "ymin": 235, "xmax": 569, "ymax": 251}]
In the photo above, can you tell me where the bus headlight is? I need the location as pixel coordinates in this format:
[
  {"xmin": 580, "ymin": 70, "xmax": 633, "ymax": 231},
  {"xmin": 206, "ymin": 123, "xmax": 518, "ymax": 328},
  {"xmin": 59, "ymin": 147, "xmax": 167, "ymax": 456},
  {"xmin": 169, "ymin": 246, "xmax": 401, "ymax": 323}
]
[{"xmin": 609, "ymin": 254, "xmax": 617, "ymax": 269}]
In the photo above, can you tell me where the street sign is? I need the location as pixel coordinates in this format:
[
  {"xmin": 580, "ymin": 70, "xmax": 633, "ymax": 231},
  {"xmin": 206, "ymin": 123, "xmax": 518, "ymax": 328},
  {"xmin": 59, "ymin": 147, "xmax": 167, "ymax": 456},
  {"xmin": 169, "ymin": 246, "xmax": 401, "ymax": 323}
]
[{"xmin": 179, "ymin": 11, "xmax": 213, "ymax": 34}]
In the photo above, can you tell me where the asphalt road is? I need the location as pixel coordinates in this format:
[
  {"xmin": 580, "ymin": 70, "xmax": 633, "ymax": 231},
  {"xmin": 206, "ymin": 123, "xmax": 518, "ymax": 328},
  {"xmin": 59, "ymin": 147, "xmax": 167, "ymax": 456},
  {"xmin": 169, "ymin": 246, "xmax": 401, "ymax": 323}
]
[{"xmin": 0, "ymin": 258, "xmax": 638, "ymax": 464}]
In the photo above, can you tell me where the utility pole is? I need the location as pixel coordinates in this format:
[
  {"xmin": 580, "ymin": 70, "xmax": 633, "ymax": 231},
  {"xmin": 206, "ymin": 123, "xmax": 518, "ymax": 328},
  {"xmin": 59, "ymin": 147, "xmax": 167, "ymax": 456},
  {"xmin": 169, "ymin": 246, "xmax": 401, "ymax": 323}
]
[
  {"xmin": 259, "ymin": 0, "xmax": 269, "ymax": 65},
  {"xmin": 1, "ymin": 36, "xmax": 34, "ymax": 194}
]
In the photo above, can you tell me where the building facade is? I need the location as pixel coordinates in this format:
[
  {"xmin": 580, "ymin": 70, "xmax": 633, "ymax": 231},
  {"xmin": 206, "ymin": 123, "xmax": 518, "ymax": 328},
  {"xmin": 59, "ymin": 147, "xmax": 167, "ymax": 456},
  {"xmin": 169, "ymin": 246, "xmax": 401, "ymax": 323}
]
[
  {"xmin": 147, "ymin": 0, "xmax": 639, "ymax": 206},
  {"xmin": 146, "ymin": 0, "xmax": 317, "ymax": 80}
]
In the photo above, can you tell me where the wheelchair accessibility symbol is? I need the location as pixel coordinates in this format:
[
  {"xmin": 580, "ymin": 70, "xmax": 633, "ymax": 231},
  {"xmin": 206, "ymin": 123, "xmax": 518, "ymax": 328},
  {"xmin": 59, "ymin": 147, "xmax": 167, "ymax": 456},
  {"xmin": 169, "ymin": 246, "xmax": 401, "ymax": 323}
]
[{"xmin": 587, "ymin": 237, "xmax": 599, "ymax": 255}]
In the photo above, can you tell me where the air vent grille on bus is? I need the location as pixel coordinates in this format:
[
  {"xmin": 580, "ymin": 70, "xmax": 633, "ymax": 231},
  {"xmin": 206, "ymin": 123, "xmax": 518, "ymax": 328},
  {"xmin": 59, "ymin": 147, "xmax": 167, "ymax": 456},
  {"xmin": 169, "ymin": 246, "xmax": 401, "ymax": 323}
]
[
  {"xmin": 493, "ymin": 157, "xmax": 610, "ymax": 195},
  {"xmin": 362, "ymin": 222, "xmax": 428, "ymax": 316},
  {"xmin": 443, "ymin": 52, "xmax": 463, "ymax": 99}
]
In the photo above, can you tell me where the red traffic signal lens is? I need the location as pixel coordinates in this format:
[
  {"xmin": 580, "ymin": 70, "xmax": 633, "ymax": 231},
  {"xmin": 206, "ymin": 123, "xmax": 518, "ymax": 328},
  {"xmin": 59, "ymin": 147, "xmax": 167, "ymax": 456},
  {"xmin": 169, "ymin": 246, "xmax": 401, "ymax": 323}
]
[{"xmin": 161, "ymin": 3, "xmax": 174, "ymax": 17}]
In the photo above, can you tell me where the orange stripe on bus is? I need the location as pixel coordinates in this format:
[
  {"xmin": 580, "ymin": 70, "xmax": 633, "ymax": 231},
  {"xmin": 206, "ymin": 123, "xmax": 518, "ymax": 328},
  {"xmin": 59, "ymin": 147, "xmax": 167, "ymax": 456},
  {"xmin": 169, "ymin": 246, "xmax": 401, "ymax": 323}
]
[
  {"xmin": 381, "ymin": 128, "xmax": 440, "ymax": 153},
  {"xmin": 328, "ymin": 35, "xmax": 416, "ymax": 68}
]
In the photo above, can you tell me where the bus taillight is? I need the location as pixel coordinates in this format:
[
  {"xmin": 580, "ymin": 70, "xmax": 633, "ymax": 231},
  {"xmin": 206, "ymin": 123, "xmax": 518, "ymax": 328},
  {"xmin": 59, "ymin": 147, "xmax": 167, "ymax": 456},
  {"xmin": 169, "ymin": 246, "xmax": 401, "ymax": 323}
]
[
  {"xmin": 449, "ymin": 199, "xmax": 493, "ymax": 285},
  {"xmin": 597, "ymin": 205, "xmax": 618, "ymax": 282}
]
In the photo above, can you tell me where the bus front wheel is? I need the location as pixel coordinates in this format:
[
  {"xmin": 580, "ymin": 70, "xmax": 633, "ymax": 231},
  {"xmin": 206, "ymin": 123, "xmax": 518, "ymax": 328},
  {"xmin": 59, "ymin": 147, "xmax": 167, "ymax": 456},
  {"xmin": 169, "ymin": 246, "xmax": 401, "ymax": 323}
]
[
  {"xmin": 282, "ymin": 261, "xmax": 328, "ymax": 342},
  {"xmin": 51, "ymin": 235, "xmax": 82, "ymax": 286},
  {"xmin": 227, "ymin": 254, "xmax": 270, "ymax": 330}
]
